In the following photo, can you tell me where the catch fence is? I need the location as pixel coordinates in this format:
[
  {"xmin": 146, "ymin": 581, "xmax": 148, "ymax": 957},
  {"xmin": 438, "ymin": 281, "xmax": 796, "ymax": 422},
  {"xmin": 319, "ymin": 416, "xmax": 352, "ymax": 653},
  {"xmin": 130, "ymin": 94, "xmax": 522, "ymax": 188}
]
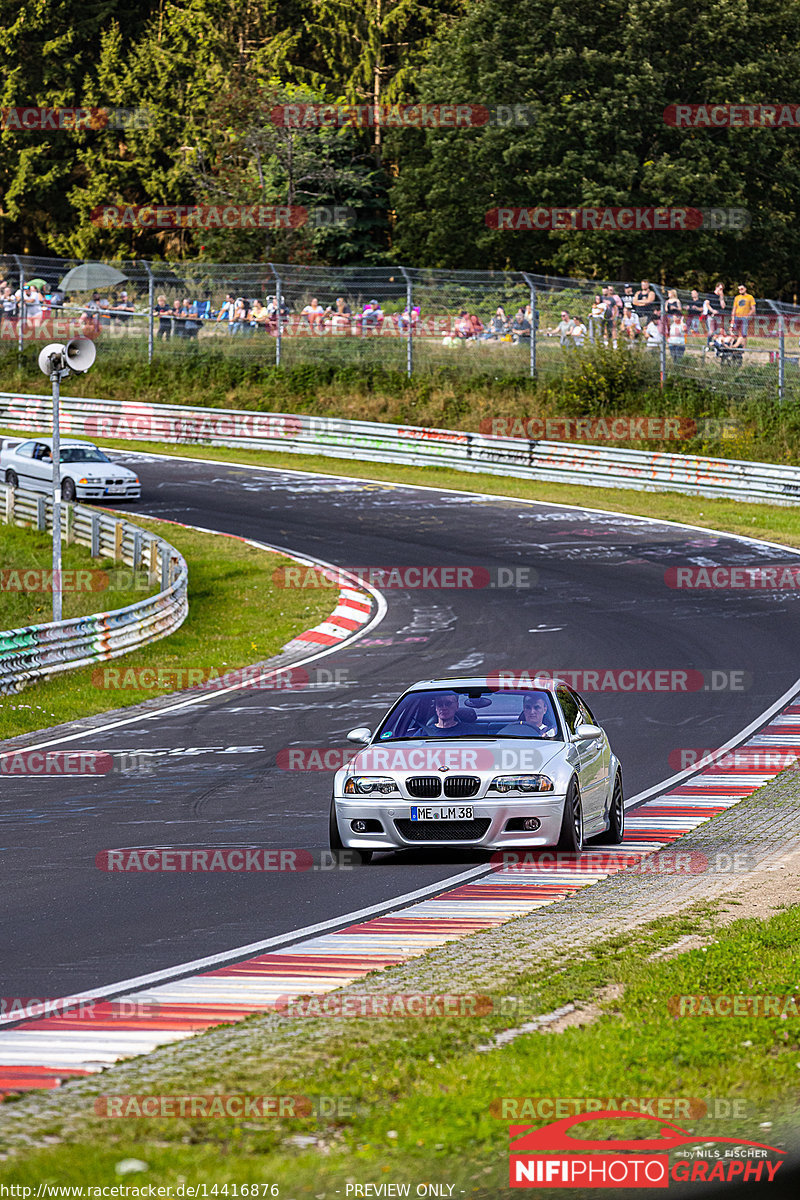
[{"xmin": 2, "ymin": 254, "xmax": 799, "ymax": 401}]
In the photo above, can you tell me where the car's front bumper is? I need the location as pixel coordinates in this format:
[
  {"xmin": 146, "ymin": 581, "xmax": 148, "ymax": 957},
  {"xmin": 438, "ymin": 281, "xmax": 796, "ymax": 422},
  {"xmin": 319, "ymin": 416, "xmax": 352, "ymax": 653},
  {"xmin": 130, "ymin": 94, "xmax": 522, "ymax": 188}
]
[
  {"xmin": 76, "ymin": 482, "xmax": 141, "ymax": 502},
  {"xmin": 332, "ymin": 794, "xmax": 567, "ymax": 852}
]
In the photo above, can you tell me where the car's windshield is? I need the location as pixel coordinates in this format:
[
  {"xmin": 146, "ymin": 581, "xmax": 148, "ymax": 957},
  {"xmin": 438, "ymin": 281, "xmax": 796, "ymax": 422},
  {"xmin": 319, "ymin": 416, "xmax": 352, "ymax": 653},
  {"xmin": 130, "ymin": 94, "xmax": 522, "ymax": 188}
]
[
  {"xmin": 374, "ymin": 687, "xmax": 563, "ymax": 741},
  {"xmin": 59, "ymin": 448, "xmax": 110, "ymax": 463}
]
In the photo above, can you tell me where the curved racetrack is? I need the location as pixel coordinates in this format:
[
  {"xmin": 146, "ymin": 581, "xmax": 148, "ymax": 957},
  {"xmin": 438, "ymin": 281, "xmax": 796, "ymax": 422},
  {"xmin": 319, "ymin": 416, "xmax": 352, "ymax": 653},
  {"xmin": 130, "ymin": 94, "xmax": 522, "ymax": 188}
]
[{"xmin": 3, "ymin": 452, "xmax": 800, "ymax": 1000}]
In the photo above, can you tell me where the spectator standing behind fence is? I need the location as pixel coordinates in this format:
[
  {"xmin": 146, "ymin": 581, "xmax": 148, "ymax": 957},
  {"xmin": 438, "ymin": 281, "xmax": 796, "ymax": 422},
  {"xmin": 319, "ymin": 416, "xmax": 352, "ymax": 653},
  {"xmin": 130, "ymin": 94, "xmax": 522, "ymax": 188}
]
[
  {"xmin": 703, "ymin": 283, "xmax": 726, "ymax": 343},
  {"xmin": 621, "ymin": 285, "xmax": 635, "ymax": 313},
  {"xmin": 645, "ymin": 317, "xmax": 663, "ymax": 350},
  {"xmin": 731, "ymin": 284, "xmax": 756, "ymax": 343},
  {"xmin": 665, "ymin": 289, "xmax": 682, "ymax": 319},
  {"xmin": 589, "ymin": 295, "xmax": 604, "ymax": 343},
  {"xmin": 686, "ymin": 290, "xmax": 703, "ymax": 334},
  {"xmin": 570, "ymin": 315, "xmax": 587, "ymax": 347},
  {"xmin": 216, "ymin": 292, "xmax": 236, "ymax": 333},
  {"xmin": 601, "ymin": 285, "xmax": 620, "ymax": 348},
  {"xmin": 549, "ymin": 311, "xmax": 574, "ymax": 346},
  {"xmin": 633, "ymin": 280, "xmax": 657, "ymax": 328},
  {"xmin": 667, "ymin": 314, "xmax": 686, "ymax": 362},
  {"xmin": 154, "ymin": 294, "xmax": 171, "ymax": 340},
  {"xmin": 621, "ymin": 308, "xmax": 641, "ymax": 342}
]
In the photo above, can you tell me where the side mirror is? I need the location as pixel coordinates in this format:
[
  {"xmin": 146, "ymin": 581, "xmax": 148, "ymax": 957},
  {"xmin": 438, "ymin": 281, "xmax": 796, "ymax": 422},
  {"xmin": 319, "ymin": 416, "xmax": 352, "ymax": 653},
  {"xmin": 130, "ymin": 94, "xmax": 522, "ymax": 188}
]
[
  {"xmin": 574, "ymin": 722, "xmax": 602, "ymax": 741},
  {"xmin": 347, "ymin": 727, "xmax": 372, "ymax": 745}
]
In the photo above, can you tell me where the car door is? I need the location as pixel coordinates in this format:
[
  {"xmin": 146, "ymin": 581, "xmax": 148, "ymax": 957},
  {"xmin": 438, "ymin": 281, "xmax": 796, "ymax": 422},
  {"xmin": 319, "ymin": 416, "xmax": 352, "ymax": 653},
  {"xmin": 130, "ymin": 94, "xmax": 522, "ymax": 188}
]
[
  {"xmin": 8, "ymin": 440, "xmax": 43, "ymax": 490},
  {"xmin": 26, "ymin": 442, "xmax": 54, "ymax": 492},
  {"xmin": 573, "ymin": 689, "xmax": 611, "ymax": 815},
  {"xmin": 556, "ymin": 685, "xmax": 605, "ymax": 821}
]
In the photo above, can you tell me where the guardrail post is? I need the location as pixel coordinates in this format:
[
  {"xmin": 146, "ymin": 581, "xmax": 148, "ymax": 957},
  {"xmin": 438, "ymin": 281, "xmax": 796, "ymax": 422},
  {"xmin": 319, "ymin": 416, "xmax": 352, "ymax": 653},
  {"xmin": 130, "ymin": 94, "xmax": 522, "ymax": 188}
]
[
  {"xmin": 4, "ymin": 484, "xmax": 12, "ymax": 524},
  {"xmin": 65, "ymin": 502, "xmax": 72, "ymax": 545},
  {"xmin": 270, "ymin": 263, "xmax": 282, "ymax": 367},
  {"xmin": 161, "ymin": 546, "xmax": 170, "ymax": 590},
  {"xmin": 400, "ymin": 266, "xmax": 413, "ymax": 378},
  {"xmin": 91, "ymin": 514, "xmax": 100, "ymax": 557},
  {"xmin": 132, "ymin": 528, "xmax": 142, "ymax": 571},
  {"xmin": 521, "ymin": 273, "xmax": 537, "ymax": 380},
  {"xmin": 148, "ymin": 538, "xmax": 158, "ymax": 584},
  {"xmin": 766, "ymin": 298, "xmax": 785, "ymax": 403},
  {"xmin": 36, "ymin": 497, "xmax": 46, "ymax": 531},
  {"xmin": 114, "ymin": 520, "xmax": 124, "ymax": 562}
]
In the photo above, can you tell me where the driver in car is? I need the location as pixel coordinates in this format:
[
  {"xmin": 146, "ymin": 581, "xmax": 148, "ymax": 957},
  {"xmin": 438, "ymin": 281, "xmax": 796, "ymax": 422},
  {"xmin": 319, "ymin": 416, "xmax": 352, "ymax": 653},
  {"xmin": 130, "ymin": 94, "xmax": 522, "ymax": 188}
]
[
  {"xmin": 424, "ymin": 691, "xmax": 474, "ymax": 736},
  {"xmin": 501, "ymin": 692, "xmax": 557, "ymax": 737}
]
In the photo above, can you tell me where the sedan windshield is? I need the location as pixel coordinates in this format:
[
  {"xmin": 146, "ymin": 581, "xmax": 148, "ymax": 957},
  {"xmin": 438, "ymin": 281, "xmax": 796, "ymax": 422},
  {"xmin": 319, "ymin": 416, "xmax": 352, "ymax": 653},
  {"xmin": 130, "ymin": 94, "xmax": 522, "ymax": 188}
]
[
  {"xmin": 59, "ymin": 447, "xmax": 111, "ymax": 463},
  {"xmin": 374, "ymin": 687, "xmax": 563, "ymax": 741}
]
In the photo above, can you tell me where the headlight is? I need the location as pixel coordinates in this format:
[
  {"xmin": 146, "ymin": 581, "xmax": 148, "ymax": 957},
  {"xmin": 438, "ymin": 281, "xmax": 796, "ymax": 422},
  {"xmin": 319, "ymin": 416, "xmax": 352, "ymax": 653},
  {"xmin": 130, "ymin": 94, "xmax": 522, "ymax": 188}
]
[
  {"xmin": 488, "ymin": 774, "xmax": 554, "ymax": 793},
  {"xmin": 344, "ymin": 776, "xmax": 400, "ymax": 796},
  {"xmin": 78, "ymin": 477, "xmax": 89, "ymax": 484}
]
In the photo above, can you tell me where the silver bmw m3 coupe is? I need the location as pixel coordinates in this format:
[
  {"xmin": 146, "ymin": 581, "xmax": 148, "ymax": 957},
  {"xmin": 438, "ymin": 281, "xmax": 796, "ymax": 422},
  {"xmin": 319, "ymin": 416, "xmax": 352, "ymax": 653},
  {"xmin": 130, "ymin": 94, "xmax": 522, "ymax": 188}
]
[{"xmin": 329, "ymin": 676, "xmax": 624, "ymax": 863}]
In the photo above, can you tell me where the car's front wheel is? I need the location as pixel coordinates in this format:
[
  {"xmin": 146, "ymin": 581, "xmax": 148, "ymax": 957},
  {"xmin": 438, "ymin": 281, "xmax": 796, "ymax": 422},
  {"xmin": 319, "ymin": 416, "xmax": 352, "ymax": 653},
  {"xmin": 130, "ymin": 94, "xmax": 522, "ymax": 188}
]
[
  {"xmin": 607, "ymin": 772, "xmax": 625, "ymax": 843},
  {"xmin": 62, "ymin": 478, "xmax": 76, "ymax": 502},
  {"xmin": 557, "ymin": 779, "xmax": 584, "ymax": 853},
  {"xmin": 329, "ymin": 799, "xmax": 372, "ymax": 864},
  {"xmin": 5, "ymin": 469, "xmax": 18, "ymax": 488}
]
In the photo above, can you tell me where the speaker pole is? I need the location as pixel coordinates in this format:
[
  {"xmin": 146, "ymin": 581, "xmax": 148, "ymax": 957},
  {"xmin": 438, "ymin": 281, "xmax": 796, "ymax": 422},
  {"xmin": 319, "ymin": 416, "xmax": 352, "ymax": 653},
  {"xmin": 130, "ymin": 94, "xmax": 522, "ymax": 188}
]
[{"xmin": 51, "ymin": 368, "xmax": 62, "ymax": 623}]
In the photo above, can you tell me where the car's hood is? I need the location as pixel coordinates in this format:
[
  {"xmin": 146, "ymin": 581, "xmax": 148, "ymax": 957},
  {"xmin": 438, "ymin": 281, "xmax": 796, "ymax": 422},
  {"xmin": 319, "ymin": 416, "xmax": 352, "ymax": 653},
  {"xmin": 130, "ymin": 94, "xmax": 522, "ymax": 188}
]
[
  {"xmin": 346, "ymin": 738, "xmax": 565, "ymax": 776},
  {"xmin": 64, "ymin": 462, "xmax": 137, "ymax": 480}
]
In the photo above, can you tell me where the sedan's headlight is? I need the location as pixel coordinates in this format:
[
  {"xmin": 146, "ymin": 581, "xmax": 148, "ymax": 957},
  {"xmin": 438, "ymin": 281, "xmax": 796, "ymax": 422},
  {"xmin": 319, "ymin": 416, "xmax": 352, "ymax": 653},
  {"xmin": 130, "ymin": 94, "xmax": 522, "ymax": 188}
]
[
  {"xmin": 77, "ymin": 477, "xmax": 89, "ymax": 484},
  {"xmin": 488, "ymin": 774, "xmax": 554, "ymax": 793},
  {"xmin": 344, "ymin": 776, "xmax": 400, "ymax": 796}
]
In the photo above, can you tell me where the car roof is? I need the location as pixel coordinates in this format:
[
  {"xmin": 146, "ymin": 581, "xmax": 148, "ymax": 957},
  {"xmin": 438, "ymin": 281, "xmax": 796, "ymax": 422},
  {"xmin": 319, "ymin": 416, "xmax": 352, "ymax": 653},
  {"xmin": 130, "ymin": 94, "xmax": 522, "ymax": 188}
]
[
  {"xmin": 404, "ymin": 676, "xmax": 566, "ymax": 694},
  {"xmin": 19, "ymin": 438, "xmax": 98, "ymax": 448}
]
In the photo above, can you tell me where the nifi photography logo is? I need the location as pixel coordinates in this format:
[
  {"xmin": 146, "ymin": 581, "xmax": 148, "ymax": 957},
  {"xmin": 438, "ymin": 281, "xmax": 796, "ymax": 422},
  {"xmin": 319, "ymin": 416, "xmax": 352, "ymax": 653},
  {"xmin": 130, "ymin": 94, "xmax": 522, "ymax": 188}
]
[{"xmin": 508, "ymin": 1111, "xmax": 785, "ymax": 1188}]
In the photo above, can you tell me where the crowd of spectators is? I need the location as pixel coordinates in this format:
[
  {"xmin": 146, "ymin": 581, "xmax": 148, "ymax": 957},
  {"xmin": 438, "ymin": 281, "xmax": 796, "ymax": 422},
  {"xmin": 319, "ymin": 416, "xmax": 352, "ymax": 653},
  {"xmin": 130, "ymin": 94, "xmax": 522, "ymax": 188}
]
[
  {"xmin": 0, "ymin": 275, "xmax": 765, "ymax": 366},
  {"xmin": 547, "ymin": 279, "xmax": 758, "ymax": 362}
]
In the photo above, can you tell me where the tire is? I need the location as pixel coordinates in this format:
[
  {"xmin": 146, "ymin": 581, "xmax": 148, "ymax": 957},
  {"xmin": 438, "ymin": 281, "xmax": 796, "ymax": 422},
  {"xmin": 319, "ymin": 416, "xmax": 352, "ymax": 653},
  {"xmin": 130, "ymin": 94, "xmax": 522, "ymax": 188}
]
[
  {"xmin": 329, "ymin": 799, "xmax": 372, "ymax": 865},
  {"xmin": 607, "ymin": 772, "xmax": 625, "ymax": 844},
  {"xmin": 557, "ymin": 779, "xmax": 584, "ymax": 853},
  {"xmin": 62, "ymin": 478, "xmax": 76, "ymax": 502},
  {"xmin": 5, "ymin": 469, "xmax": 18, "ymax": 488}
]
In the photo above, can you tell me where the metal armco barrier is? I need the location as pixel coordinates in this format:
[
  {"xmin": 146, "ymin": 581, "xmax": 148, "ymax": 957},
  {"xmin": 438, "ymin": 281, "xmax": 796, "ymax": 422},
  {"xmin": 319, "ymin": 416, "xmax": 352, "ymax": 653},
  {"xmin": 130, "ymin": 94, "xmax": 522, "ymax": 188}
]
[
  {"xmin": 0, "ymin": 486, "xmax": 188, "ymax": 694},
  {"xmin": 1, "ymin": 392, "xmax": 800, "ymax": 506}
]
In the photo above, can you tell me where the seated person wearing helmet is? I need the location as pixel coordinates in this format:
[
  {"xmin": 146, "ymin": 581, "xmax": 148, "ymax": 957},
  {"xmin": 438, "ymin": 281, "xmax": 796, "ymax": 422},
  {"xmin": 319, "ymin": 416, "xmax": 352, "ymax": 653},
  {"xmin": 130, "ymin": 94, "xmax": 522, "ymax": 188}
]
[
  {"xmin": 423, "ymin": 691, "xmax": 476, "ymax": 736},
  {"xmin": 500, "ymin": 691, "xmax": 557, "ymax": 737}
]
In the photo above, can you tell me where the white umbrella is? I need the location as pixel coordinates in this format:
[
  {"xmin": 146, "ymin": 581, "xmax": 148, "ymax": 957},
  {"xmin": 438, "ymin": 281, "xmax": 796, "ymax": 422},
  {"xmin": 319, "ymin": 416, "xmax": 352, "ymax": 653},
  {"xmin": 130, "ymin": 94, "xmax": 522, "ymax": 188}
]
[{"xmin": 59, "ymin": 263, "xmax": 129, "ymax": 292}]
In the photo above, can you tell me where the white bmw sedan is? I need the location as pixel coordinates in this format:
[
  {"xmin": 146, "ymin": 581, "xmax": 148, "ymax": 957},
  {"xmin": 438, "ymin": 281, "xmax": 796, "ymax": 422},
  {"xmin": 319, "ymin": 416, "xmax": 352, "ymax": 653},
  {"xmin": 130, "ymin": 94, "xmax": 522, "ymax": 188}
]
[
  {"xmin": 1, "ymin": 437, "xmax": 140, "ymax": 502},
  {"xmin": 329, "ymin": 677, "xmax": 624, "ymax": 863}
]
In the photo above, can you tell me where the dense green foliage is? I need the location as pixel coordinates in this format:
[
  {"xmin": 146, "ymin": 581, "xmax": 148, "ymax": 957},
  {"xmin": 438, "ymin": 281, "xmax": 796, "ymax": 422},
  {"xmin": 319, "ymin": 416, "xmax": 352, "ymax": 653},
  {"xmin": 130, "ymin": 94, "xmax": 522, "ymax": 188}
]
[{"xmin": 2, "ymin": 0, "xmax": 800, "ymax": 290}]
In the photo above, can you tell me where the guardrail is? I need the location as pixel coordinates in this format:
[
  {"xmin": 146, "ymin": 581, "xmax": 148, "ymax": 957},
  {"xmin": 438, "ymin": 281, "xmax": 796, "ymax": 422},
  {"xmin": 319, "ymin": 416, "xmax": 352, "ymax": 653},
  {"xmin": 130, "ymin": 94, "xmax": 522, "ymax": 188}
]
[
  {"xmin": 2, "ymin": 392, "xmax": 800, "ymax": 506},
  {"xmin": 0, "ymin": 486, "xmax": 188, "ymax": 694}
]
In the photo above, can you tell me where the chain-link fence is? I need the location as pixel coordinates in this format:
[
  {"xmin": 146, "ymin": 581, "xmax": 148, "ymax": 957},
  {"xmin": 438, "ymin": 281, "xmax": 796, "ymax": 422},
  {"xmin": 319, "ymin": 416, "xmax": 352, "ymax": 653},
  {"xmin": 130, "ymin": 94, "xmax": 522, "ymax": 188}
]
[{"xmin": 2, "ymin": 253, "xmax": 798, "ymax": 399}]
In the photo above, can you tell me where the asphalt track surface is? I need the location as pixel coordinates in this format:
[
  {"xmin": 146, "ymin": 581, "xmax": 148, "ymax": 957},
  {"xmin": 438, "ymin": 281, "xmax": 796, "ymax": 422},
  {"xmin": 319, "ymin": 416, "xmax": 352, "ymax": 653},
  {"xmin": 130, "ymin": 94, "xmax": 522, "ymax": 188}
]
[{"xmin": 4, "ymin": 452, "xmax": 800, "ymax": 1001}]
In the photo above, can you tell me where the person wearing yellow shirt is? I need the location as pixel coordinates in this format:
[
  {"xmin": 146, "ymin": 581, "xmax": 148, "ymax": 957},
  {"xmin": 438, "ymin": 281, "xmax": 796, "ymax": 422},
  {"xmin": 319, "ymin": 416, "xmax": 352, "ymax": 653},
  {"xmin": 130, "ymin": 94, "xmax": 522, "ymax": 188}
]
[{"xmin": 731, "ymin": 284, "xmax": 756, "ymax": 342}]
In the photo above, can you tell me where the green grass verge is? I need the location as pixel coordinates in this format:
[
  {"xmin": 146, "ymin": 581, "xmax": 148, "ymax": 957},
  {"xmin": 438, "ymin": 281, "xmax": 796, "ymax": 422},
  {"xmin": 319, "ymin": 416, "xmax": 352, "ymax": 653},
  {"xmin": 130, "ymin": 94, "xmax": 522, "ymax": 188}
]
[
  {"xmin": 0, "ymin": 516, "xmax": 334, "ymax": 742},
  {"xmin": 0, "ymin": 521, "xmax": 156, "ymax": 631},
  {"xmin": 0, "ymin": 903, "xmax": 797, "ymax": 1191}
]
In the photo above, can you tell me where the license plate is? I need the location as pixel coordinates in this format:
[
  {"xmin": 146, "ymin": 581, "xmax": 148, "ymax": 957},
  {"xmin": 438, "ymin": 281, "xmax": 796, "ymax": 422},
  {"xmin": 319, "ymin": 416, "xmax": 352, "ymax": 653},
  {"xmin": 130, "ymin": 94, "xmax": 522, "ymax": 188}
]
[
  {"xmin": 410, "ymin": 806, "xmax": 474, "ymax": 821},
  {"xmin": 105, "ymin": 485, "xmax": 124, "ymax": 494}
]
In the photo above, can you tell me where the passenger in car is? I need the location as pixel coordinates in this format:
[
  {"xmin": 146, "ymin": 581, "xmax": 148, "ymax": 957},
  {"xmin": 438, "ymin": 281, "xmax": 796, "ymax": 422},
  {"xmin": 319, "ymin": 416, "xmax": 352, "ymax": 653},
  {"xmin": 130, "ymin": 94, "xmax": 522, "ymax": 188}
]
[{"xmin": 424, "ymin": 692, "xmax": 476, "ymax": 736}]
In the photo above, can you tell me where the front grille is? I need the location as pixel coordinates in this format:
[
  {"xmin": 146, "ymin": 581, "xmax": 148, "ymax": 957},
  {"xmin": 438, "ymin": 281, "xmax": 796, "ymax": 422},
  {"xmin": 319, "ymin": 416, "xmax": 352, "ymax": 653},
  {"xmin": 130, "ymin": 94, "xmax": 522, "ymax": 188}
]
[
  {"xmin": 443, "ymin": 775, "xmax": 480, "ymax": 798},
  {"xmin": 406, "ymin": 776, "xmax": 441, "ymax": 799},
  {"xmin": 395, "ymin": 818, "xmax": 492, "ymax": 842}
]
